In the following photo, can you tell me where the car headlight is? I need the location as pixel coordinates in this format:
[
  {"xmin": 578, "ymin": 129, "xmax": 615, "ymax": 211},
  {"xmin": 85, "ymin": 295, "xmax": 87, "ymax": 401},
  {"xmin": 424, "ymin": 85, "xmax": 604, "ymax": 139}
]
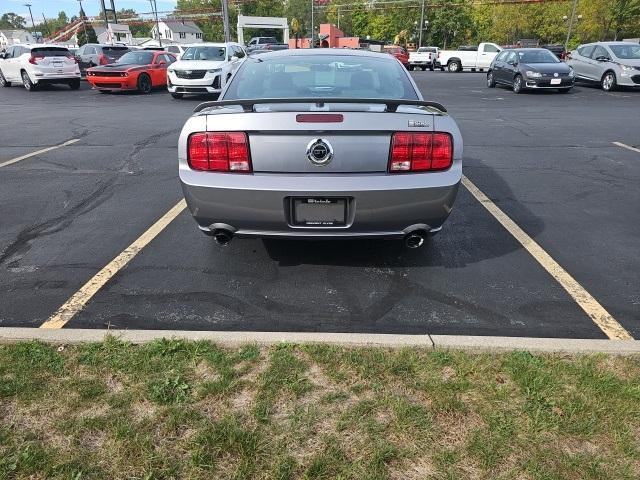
[
  {"xmin": 526, "ymin": 71, "xmax": 542, "ymax": 78},
  {"xmin": 620, "ymin": 64, "xmax": 634, "ymax": 72},
  {"xmin": 568, "ymin": 68, "xmax": 575, "ymax": 77},
  {"xmin": 207, "ymin": 68, "xmax": 222, "ymax": 74}
]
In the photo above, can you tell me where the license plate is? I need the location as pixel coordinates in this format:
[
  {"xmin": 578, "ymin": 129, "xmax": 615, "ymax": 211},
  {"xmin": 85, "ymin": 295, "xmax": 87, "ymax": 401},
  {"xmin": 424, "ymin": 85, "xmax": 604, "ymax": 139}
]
[
  {"xmin": 550, "ymin": 78, "xmax": 561, "ymax": 85},
  {"xmin": 292, "ymin": 198, "xmax": 346, "ymax": 226},
  {"xmin": 53, "ymin": 62, "xmax": 63, "ymax": 68}
]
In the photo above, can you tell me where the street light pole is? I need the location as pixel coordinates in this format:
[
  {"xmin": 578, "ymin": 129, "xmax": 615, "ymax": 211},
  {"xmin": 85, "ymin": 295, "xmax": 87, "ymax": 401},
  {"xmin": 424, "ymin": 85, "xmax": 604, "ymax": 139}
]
[
  {"xmin": 149, "ymin": 0, "xmax": 162, "ymax": 47},
  {"xmin": 24, "ymin": 4, "xmax": 36, "ymax": 30},
  {"xmin": 564, "ymin": 0, "xmax": 578, "ymax": 50},
  {"xmin": 221, "ymin": 0, "xmax": 231, "ymax": 42},
  {"xmin": 418, "ymin": 0, "xmax": 425, "ymax": 48},
  {"xmin": 310, "ymin": 0, "xmax": 314, "ymax": 48},
  {"xmin": 77, "ymin": 0, "xmax": 88, "ymax": 42}
]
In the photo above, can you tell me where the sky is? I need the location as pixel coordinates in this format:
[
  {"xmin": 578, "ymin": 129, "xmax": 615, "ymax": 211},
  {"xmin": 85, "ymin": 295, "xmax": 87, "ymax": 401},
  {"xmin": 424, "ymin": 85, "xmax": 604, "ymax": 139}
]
[{"xmin": 1, "ymin": 0, "xmax": 178, "ymax": 24}]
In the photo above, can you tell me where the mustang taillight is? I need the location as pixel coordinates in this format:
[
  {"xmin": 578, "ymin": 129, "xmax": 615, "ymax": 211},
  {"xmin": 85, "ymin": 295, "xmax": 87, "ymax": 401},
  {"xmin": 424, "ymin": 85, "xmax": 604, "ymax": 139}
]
[
  {"xmin": 389, "ymin": 132, "xmax": 453, "ymax": 172},
  {"xmin": 188, "ymin": 132, "xmax": 252, "ymax": 172}
]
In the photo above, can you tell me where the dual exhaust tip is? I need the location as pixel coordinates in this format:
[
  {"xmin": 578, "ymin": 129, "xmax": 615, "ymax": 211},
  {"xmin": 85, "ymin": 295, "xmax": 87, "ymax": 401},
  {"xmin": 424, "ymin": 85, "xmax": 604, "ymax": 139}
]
[{"xmin": 209, "ymin": 228, "xmax": 429, "ymax": 249}]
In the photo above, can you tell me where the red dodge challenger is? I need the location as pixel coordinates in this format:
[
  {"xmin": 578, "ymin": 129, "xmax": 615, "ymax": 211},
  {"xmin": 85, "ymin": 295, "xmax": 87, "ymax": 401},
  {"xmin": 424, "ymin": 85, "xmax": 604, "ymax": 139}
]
[{"xmin": 86, "ymin": 50, "xmax": 176, "ymax": 93}]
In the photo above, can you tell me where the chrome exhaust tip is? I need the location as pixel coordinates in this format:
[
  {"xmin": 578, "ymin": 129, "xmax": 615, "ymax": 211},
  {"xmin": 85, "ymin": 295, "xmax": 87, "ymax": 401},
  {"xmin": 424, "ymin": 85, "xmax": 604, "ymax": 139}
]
[
  {"xmin": 404, "ymin": 232, "xmax": 426, "ymax": 249},
  {"xmin": 212, "ymin": 229, "xmax": 233, "ymax": 246}
]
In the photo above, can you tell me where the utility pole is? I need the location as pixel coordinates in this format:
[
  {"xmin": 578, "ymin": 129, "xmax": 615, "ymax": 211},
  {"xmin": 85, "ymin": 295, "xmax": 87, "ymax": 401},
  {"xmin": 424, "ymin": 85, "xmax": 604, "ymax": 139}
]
[
  {"xmin": 78, "ymin": 0, "xmax": 88, "ymax": 42},
  {"xmin": 41, "ymin": 13, "xmax": 49, "ymax": 37},
  {"xmin": 24, "ymin": 4, "xmax": 36, "ymax": 29},
  {"xmin": 418, "ymin": 0, "xmax": 425, "ymax": 48},
  {"xmin": 310, "ymin": 0, "xmax": 314, "ymax": 48},
  {"xmin": 564, "ymin": 0, "xmax": 578, "ymax": 51},
  {"xmin": 221, "ymin": 0, "xmax": 230, "ymax": 42},
  {"xmin": 149, "ymin": 0, "xmax": 162, "ymax": 47}
]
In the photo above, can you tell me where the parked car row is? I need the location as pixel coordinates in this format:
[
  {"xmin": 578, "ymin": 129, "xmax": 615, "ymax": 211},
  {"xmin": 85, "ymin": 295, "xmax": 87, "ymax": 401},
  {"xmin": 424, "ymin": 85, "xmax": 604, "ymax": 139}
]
[
  {"xmin": 485, "ymin": 42, "xmax": 640, "ymax": 94},
  {"xmin": 0, "ymin": 41, "xmax": 248, "ymax": 96}
]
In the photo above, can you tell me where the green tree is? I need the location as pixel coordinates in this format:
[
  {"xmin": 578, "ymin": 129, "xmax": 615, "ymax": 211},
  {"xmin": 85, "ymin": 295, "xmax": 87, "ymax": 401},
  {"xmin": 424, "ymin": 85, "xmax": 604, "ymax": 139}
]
[
  {"xmin": 77, "ymin": 23, "xmax": 98, "ymax": 46},
  {"xmin": 429, "ymin": 0, "xmax": 474, "ymax": 49},
  {"xmin": 0, "ymin": 13, "xmax": 26, "ymax": 29}
]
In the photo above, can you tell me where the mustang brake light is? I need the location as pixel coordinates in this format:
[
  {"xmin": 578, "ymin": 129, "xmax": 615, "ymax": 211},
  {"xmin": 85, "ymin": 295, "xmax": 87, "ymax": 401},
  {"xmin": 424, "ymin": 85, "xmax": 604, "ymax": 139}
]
[
  {"xmin": 389, "ymin": 132, "xmax": 453, "ymax": 172},
  {"xmin": 188, "ymin": 132, "xmax": 252, "ymax": 173}
]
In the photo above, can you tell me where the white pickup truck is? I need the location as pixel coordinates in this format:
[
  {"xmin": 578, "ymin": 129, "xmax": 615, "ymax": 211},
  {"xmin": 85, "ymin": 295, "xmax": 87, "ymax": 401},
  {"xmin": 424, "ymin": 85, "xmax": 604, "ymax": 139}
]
[
  {"xmin": 438, "ymin": 42, "xmax": 502, "ymax": 72},
  {"xmin": 408, "ymin": 47, "xmax": 436, "ymax": 71}
]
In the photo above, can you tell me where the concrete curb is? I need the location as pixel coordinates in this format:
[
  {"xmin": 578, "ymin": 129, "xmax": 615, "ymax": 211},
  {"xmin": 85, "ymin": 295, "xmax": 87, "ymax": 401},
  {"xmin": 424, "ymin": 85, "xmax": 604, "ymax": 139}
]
[{"xmin": 1, "ymin": 328, "xmax": 639, "ymax": 354}]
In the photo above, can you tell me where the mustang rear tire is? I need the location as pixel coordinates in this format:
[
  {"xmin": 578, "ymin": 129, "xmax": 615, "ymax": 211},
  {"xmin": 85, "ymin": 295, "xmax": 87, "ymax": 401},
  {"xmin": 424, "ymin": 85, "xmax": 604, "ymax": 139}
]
[{"xmin": 137, "ymin": 73, "xmax": 152, "ymax": 94}]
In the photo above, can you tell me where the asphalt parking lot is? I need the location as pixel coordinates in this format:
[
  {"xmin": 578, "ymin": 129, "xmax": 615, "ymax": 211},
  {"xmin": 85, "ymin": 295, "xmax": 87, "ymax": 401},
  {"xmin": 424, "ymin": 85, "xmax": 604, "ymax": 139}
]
[{"xmin": 0, "ymin": 72, "xmax": 638, "ymax": 339}]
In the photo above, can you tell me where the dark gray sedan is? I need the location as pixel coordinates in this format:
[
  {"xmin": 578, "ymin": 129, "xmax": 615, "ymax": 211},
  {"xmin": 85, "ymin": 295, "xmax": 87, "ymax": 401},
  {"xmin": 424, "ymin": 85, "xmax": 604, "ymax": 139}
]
[
  {"xmin": 487, "ymin": 48, "xmax": 575, "ymax": 93},
  {"xmin": 178, "ymin": 49, "xmax": 463, "ymax": 248}
]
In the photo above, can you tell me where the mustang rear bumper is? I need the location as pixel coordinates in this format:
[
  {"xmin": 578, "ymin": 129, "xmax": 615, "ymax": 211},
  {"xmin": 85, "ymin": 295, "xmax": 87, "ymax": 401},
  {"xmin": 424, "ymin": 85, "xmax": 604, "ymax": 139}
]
[{"xmin": 179, "ymin": 163, "xmax": 461, "ymax": 239}]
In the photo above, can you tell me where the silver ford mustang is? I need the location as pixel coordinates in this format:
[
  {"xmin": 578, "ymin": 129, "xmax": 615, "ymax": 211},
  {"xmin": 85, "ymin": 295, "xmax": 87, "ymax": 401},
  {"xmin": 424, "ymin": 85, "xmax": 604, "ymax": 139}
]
[{"xmin": 178, "ymin": 49, "xmax": 463, "ymax": 248}]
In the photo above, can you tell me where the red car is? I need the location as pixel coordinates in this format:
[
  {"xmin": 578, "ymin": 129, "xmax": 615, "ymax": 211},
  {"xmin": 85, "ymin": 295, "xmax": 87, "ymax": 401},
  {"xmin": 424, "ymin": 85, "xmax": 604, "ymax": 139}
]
[
  {"xmin": 384, "ymin": 45, "xmax": 410, "ymax": 69},
  {"xmin": 86, "ymin": 50, "xmax": 176, "ymax": 93}
]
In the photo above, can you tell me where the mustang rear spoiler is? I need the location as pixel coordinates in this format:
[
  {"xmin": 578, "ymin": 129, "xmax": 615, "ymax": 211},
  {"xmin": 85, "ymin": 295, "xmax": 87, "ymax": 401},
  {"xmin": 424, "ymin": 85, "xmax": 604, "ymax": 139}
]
[{"xmin": 193, "ymin": 98, "xmax": 447, "ymax": 114}]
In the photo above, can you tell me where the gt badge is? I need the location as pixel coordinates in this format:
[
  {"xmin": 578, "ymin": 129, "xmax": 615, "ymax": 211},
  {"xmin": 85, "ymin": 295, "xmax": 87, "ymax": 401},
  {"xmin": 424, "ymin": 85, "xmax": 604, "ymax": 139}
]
[
  {"xmin": 408, "ymin": 120, "xmax": 429, "ymax": 128},
  {"xmin": 306, "ymin": 138, "xmax": 333, "ymax": 166}
]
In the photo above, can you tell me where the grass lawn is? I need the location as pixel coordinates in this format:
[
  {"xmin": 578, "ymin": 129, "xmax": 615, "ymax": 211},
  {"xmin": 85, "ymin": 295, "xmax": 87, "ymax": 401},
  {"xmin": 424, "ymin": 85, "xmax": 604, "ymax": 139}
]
[{"xmin": 0, "ymin": 338, "xmax": 639, "ymax": 479}]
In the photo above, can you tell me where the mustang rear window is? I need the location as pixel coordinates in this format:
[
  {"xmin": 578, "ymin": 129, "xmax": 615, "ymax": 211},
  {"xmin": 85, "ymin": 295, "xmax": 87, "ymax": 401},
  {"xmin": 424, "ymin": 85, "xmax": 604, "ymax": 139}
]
[{"xmin": 225, "ymin": 55, "xmax": 419, "ymax": 100}]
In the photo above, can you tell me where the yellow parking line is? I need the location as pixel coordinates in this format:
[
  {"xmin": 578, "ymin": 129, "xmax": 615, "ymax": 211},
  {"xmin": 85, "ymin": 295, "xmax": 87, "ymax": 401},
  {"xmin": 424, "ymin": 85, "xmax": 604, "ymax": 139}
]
[
  {"xmin": 613, "ymin": 141, "xmax": 640, "ymax": 154},
  {"xmin": 462, "ymin": 175, "xmax": 632, "ymax": 340},
  {"xmin": 0, "ymin": 139, "xmax": 80, "ymax": 168},
  {"xmin": 40, "ymin": 199, "xmax": 187, "ymax": 329}
]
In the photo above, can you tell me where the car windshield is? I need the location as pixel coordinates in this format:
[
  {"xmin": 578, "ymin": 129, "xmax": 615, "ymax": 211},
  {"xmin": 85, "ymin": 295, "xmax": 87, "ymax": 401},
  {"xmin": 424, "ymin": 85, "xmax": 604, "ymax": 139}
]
[
  {"xmin": 224, "ymin": 54, "xmax": 418, "ymax": 100},
  {"xmin": 609, "ymin": 44, "xmax": 640, "ymax": 59},
  {"xmin": 116, "ymin": 51, "xmax": 154, "ymax": 65},
  {"xmin": 517, "ymin": 50, "xmax": 559, "ymax": 63},
  {"xmin": 182, "ymin": 46, "xmax": 226, "ymax": 61}
]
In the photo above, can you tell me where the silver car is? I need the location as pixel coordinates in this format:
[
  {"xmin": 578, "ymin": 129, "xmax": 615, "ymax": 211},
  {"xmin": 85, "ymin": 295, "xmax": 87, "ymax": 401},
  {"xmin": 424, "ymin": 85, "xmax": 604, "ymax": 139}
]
[
  {"xmin": 178, "ymin": 49, "xmax": 463, "ymax": 248},
  {"xmin": 567, "ymin": 42, "xmax": 640, "ymax": 91}
]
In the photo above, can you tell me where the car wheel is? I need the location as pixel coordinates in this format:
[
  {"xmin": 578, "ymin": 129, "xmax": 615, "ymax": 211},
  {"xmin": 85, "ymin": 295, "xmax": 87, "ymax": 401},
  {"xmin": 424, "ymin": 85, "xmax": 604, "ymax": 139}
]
[
  {"xmin": 171, "ymin": 92, "xmax": 184, "ymax": 99},
  {"xmin": 21, "ymin": 71, "xmax": 35, "ymax": 91},
  {"xmin": 69, "ymin": 79, "xmax": 80, "ymax": 90},
  {"xmin": 447, "ymin": 60, "xmax": 461, "ymax": 73},
  {"xmin": 0, "ymin": 70, "xmax": 10, "ymax": 87},
  {"xmin": 487, "ymin": 71, "xmax": 496, "ymax": 88},
  {"xmin": 512, "ymin": 74, "xmax": 523, "ymax": 93},
  {"xmin": 601, "ymin": 72, "xmax": 616, "ymax": 91},
  {"xmin": 137, "ymin": 73, "xmax": 152, "ymax": 94}
]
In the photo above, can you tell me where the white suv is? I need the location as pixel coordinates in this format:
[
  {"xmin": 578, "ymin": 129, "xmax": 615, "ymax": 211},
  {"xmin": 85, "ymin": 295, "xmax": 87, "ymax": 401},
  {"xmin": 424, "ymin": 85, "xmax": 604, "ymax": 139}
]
[
  {"xmin": 0, "ymin": 44, "xmax": 81, "ymax": 91},
  {"xmin": 167, "ymin": 42, "xmax": 246, "ymax": 99}
]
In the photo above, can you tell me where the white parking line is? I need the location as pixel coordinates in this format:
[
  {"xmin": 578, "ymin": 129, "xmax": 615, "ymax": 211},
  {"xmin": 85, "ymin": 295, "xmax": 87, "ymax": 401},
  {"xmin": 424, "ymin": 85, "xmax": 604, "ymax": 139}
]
[
  {"xmin": 613, "ymin": 141, "xmax": 640, "ymax": 154},
  {"xmin": 0, "ymin": 139, "xmax": 80, "ymax": 168},
  {"xmin": 462, "ymin": 175, "xmax": 632, "ymax": 340},
  {"xmin": 40, "ymin": 199, "xmax": 187, "ymax": 329}
]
